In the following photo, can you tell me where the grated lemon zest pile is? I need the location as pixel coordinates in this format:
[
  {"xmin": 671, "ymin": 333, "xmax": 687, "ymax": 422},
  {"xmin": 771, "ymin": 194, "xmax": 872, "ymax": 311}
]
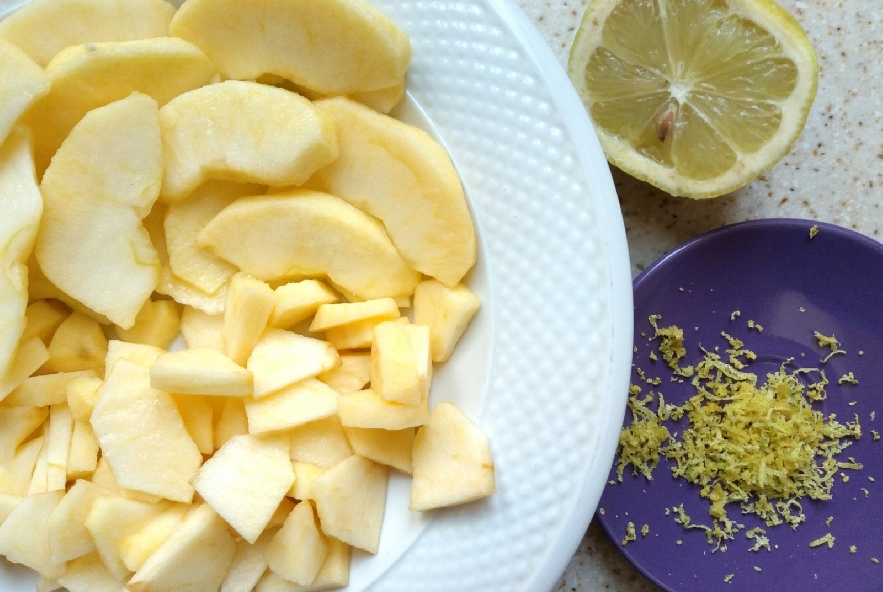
[{"xmin": 617, "ymin": 320, "xmax": 863, "ymax": 550}]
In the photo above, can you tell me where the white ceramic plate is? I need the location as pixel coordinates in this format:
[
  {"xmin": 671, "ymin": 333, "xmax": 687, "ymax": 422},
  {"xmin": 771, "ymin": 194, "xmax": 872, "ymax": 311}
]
[{"xmin": 0, "ymin": 0, "xmax": 633, "ymax": 590}]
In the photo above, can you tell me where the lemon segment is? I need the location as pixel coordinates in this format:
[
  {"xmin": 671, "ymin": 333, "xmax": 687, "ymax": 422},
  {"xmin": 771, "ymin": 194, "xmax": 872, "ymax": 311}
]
[{"xmin": 569, "ymin": 0, "xmax": 817, "ymax": 198}]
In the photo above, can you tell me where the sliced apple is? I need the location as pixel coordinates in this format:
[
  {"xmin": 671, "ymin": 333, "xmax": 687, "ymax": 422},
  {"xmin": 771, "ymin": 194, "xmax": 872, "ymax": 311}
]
[
  {"xmin": 192, "ymin": 434, "xmax": 294, "ymax": 544},
  {"xmin": 35, "ymin": 93, "xmax": 163, "ymax": 329},
  {"xmin": 343, "ymin": 426, "xmax": 415, "ymax": 474},
  {"xmin": 173, "ymin": 395, "xmax": 215, "ymax": 455},
  {"xmin": 0, "ymin": 490, "xmax": 66, "ymax": 579},
  {"xmin": 247, "ymin": 329, "xmax": 339, "ymax": 397},
  {"xmin": 57, "ymin": 552, "xmax": 126, "ymax": 592},
  {"xmin": 170, "ymin": 0, "xmax": 409, "ymax": 95},
  {"xmin": 42, "ymin": 312, "xmax": 108, "ymax": 374},
  {"xmin": 199, "ymin": 190, "xmax": 422, "ymax": 300},
  {"xmin": 127, "ymin": 503, "xmax": 237, "ymax": 592},
  {"xmin": 314, "ymin": 97, "xmax": 476, "ymax": 286},
  {"xmin": 223, "ymin": 273, "xmax": 276, "ymax": 366},
  {"xmin": 288, "ymin": 416, "xmax": 353, "ymax": 469},
  {"xmin": 67, "ymin": 420, "xmax": 99, "ymax": 479},
  {"xmin": 245, "ymin": 378, "xmax": 339, "ymax": 434},
  {"xmin": 265, "ymin": 500, "xmax": 328, "ymax": 586},
  {"xmin": 409, "ymin": 401, "xmax": 496, "ymax": 511},
  {"xmin": 311, "ymin": 455, "xmax": 388, "ymax": 554},
  {"xmin": 114, "ymin": 298, "xmax": 181, "ymax": 350},
  {"xmin": 180, "ymin": 306, "xmax": 225, "ymax": 351},
  {"xmin": 22, "ymin": 300, "xmax": 70, "ymax": 346},
  {"xmin": 413, "ymin": 279, "xmax": 482, "ymax": 362},
  {"xmin": 48, "ymin": 479, "xmax": 104, "ymax": 564},
  {"xmin": 214, "ymin": 396, "xmax": 248, "ymax": 451},
  {"xmin": 309, "ymin": 298, "xmax": 399, "ymax": 332},
  {"xmin": 150, "ymin": 346, "xmax": 253, "ymax": 396},
  {"xmin": 0, "ymin": 0, "xmax": 175, "ymax": 66},
  {"xmin": 220, "ymin": 533, "xmax": 271, "ymax": 592},
  {"xmin": 0, "ymin": 406, "xmax": 47, "ymax": 464},
  {"xmin": 165, "ymin": 181, "xmax": 263, "ymax": 294},
  {"xmin": 91, "ymin": 359, "xmax": 203, "ymax": 503},
  {"xmin": 370, "ymin": 319, "xmax": 421, "ymax": 406},
  {"xmin": 159, "ymin": 80, "xmax": 338, "ymax": 202},
  {"xmin": 269, "ymin": 280, "xmax": 338, "ymax": 329},
  {"xmin": 0, "ymin": 128, "xmax": 43, "ymax": 377},
  {"xmin": 0, "ymin": 436, "xmax": 43, "ymax": 497},
  {"xmin": 25, "ymin": 37, "xmax": 217, "ymax": 174},
  {"xmin": 290, "ymin": 463, "xmax": 327, "ymax": 502},
  {"xmin": 337, "ymin": 388, "xmax": 429, "ymax": 430},
  {"xmin": 119, "ymin": 503, "xmax": 189, "ymax": 573},
  {"xmin": 318, "ymin": 352, "xmax": 370, "ymax": 395},
  {"xmin": 7, "ymin": 370, "xmax": 99, "ymax": 407},
  {"xmin": 255, "ymin": 537, "xmax": 351, "ymax": 592}
]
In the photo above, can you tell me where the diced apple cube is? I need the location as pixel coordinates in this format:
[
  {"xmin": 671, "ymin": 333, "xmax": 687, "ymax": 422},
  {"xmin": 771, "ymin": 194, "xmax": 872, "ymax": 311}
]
[
  {"xmin": 343, "ymin": 426, "xmax": 415, "ymax": 474},
  {"xmin": 247, "ymin": 329, "xmax": 339, "ymax": 398},
  {"xmin": 0, "ymin": 436, "xmax": 43, "ymax": 496},
  {"xmin": 47, "ymin": 479, "xmax": 104, "ymax": 563},
  {"xmin": 192, "ymin": 434, "xmax": 294, "ymax": 543},
  {"xmin": 43, "ymin": 312, "xmax": 108, "ymax": 374},
  {"xmin": 370, "ymin": 319, "xmax": 420, "ymax": 405},
  {"xmin": 223, "ymin": 273, "xmax": 276, "ymax": 366},
  {"xmin": 214, "ymin": 396, "xmax": 248, "ymax": 450},
  {"xmin": 180, "ymin": 305, "xmax": 225, "ymax": 351},
  {"xmin": 85, "ymin": 495, "xmax": 166, "ymax": 580},
  {"xmin": 91, "ymin": 359, "xmax": 203, "ymax": 503},
  {"xmin": 265, "ymin": 500, "xmax": 328, "ymax": 586},
  {"xmin": 46, "ymin": 403, "xmax": 73, "ymax": 491},
  {"xmin": 309, "ymin": 298, "xmax": 399, "ymax": 332},
  {"xmin": 245, "ymin": 378, "xmax": 338, "ymax": 434},
  {"xmin": 318, "ymin": 352, "xmax": 370, "ymax": 395},
  {"xmin": 413, "ymin": 280, "xmax": 481, "ymax": 363},
  {"xmin": 66, "ymin": 420, "xmax": 99, "ymax": 479},
  {"xmin": 57, "ymin": 552, "xmax": 127, "ymax": 592},
  {"xmin": 173, "ymin": 394, "xmax": 215, "ymax": 454},
  {"xmin": 410, "ymin": 401, "xmax": 495, "ymax": 511},
  {"xmin": 0, "ymin": 336, "xmax": 49, "ymax": 401},
  {"xmin": 66, "ymin": 374, "xmax": 103, "ymax": 423},
  {"xmin": 119, "ymin": 503, "xmax": 189, "ymax": 573},
  {"xmin": 288, "ymin": 416, "xmax": 353, "ymax": 469},
  {"xmin": 337, "ymin": 388, "xmax": 429, "ymax": 430},
  {"xmin": 151, "ymin": 346, "xmax": 253, "ymax": 396},
  {"xmin": 269, "ymin": 280, "xmax": 338, "ymax": 329},
  {"xmin": 0, "ymin": 405, "xmax": 47, "ymax": 463},
  {"xmin": 290, "ymin": 462, "xmax": 327, "ymax": 501},
  {"xmin": 127, "ymin": 504, "xmax": 237, "ymax": 592},
  {"xmin": 6, "ymin": 369, "xmax": 98, "ymax": 407},
  {"xmin": 311, "ymin": 455, "xmax": 388, "ymax": 554},
  {"xmin": 0, "ymin": 490, "xmax": 66, "ymax": 579},
  {"xmin": 22, "ymin": 300, "xmax": 69, "ymax": 345},
  {"xmin": 114, "ymin": 298, "xmax": 181, "ymax": 349}
]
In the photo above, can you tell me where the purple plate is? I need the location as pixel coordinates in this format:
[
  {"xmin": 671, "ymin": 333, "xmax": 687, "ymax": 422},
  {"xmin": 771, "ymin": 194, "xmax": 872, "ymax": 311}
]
[{"xmin": 598, "ymin": 219, "xmax": 883, "ymax": 591}]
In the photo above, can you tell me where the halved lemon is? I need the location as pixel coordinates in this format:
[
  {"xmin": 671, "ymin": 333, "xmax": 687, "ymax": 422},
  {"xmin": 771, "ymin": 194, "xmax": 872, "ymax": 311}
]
[{"xmin": 569, "ymin": 0, "xmax": 818, "ymax": 199}]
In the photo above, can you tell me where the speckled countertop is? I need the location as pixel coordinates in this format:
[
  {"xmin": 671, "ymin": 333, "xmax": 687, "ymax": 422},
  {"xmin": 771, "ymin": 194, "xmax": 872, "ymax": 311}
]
[{"xmin": 510, "ymin": 0, "xmax": 883, "ymax": 590}]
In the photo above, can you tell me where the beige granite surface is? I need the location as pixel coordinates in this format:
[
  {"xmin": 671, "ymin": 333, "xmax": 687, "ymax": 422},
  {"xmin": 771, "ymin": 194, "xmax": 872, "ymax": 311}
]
[{"xmin": 511, "ymin": 0, "xmax": 883, "ymax": 589}]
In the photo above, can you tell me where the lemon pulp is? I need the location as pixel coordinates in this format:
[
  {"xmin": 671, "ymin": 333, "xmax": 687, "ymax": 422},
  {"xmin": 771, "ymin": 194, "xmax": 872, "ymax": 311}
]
[{"xmin": 569, "ymin": 0, "xmax": 817, "ymax": 198}]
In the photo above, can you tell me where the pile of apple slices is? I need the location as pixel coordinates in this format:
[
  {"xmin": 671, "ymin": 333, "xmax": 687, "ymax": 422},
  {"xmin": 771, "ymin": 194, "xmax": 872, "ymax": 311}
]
[{"xmin": 0, "ymin": 0, "xmax": 496, "ymax": 590}]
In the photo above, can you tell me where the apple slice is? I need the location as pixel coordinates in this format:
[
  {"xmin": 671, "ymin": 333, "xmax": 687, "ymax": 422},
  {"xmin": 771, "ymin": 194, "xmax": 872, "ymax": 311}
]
[
  {"xmin": 84, "ymin": 495, "xmax": 165, "ymax": 581},
  {"xmin": 311, "ymin": 455, "xmax": 388, "ymax": 554},
  {"xmin": 255, "ymin": 537, "xmax": 351, "ymax": 592},
  {"xmin": 150, "ymin": 346, "xmax": 253, "ymax": 396},
  {"xmin": 265, "ymin": 500, "xmax": 328, "ymax": 586},
  {"xmin": 180, "ymin": 306, "xmax": 225, "ymax": 351},
  {"xmin": 318, "ymin": 352, "xmax": 370, "ymax": 395},
  {"xmin": 0, "ymin": 436, "xmax": 43, "ymax": 497},
  {"xmin": 199, "ymin": 190, "xmax": 422, "ymax": 300},
  {"xmin": 165, "ymin": 181, "xmax": 263, "ymax": 295},
  {"xmin": 409, "ymin": 401, "xmax": 496, "ymax": 511},
  {"xmin": 314, "ymin": 97, "xmax": 476, "ymax": 286},
  {"xmin": 57, "ymin": 552, "xmax": 126, "ymax": 592},
  {"xmin": 47, "ymin": 479, "xmax": 104, "ymax": 564},
  {"xmin": 269, "ymin": 280, "xmax": 338, "ymax": 329},
  {"xmin": 0, "ymin": 0, "xmax": 175, "ymax": 66},
  {"xmin": 0, "ymin": 490, "xmax": 66, "ymax": 579},
  {"xmin": 192, "ymin": 434, "xmax": 294, "ymax": 544},
  {"xmin": 245, "ymin": 378, "xmax": 339, "ymax": 434},
  {"xmin": 413, "ymin": 279, "xmax": 482, "ymax": 362},
  {"xmin": 35, "ymin": 93, "xmax": 162, "ymax": 329},
  {"xmin": 288, "ymin": 417, "xmax": 353, "ymax": 469},
  {"xmin": 25, "ymin": 37, "xmax": 217, "ymax": 174},
  {"xmin": 127, "ymin": 504, "xmax": 237, "ymax": 592},
  {"xmin": 170, "ymin": 0, "xmax": 409, "ymax": 95},
  {"xmin": 223, "ymin": 273, "xmax": 276, "ymax": 366},
  {"xmin": 0, "ymin": 128, "xmax": 43, "ymax": 377},
  {"xmin": 247, "ymin": 329, "xmax": 339, "ymax": 398},
  {"xmin": 343, "ymin": 427, "xmax": 415, "ymax": 474},
  {"xmin": 91, "ymin": 359, "xmax": 203, "ymax": 503},
  {"xmin": 119, "ymin": 503, "xmax": 189, "ymax": 573},
  {"xmin": 22, "ymin": 300, "xmax": 69, "ymax": 346},
  {"xmin": 159, "ymin": 80, "xmax": 338, "ymax": 202},
  {"xmin": 114, "ymin": 298, "xmax": 181, "ymax": 350},
  {"xmin": 338, "ymin": 388, "xmax": 429, "ymax": 430},
  {"xmin": 309, "ymin": 298, "xmax": 399, "ymax": 332},
  {"xmin": 0, "ymin": 406, "xmax": 47, "ymax": 464}
]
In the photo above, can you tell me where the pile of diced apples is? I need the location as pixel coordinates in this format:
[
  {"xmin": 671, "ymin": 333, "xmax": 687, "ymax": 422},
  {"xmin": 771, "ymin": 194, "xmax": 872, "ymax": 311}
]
[{"xmin": 0, "ymin": 0, "xmax": 496, "ymax": 590}]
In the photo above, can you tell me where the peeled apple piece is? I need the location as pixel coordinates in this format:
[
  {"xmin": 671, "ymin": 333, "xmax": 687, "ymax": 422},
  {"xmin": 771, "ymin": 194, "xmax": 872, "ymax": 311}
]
[
  {"xmin": 315, "ymin": 97, "xmax": 477, "ymax": 286},
  {"xmin": 35, "ymin": 93, "xmax": 162, "ymax": 329},
  {"xmin": 199, "ymin": 190, "xmax": 422, "ymax": 300},
  {"xmin": 0, "ymin": 0, "xmax": 175, "ymax": 67},
  {"xmin": 25, "ymin": 37, "xmax": 218, "ymax": 175},
  {"xmin": 0, "ymin": 128, "xmax": 43, "ymax": 377},
  {"xmin": 158, "ymin": 80, "xmax": 339, "ymax": 203},
  {"xmin": 169, "ymin": 0, "xmax": 410, "ymax": 96}
]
